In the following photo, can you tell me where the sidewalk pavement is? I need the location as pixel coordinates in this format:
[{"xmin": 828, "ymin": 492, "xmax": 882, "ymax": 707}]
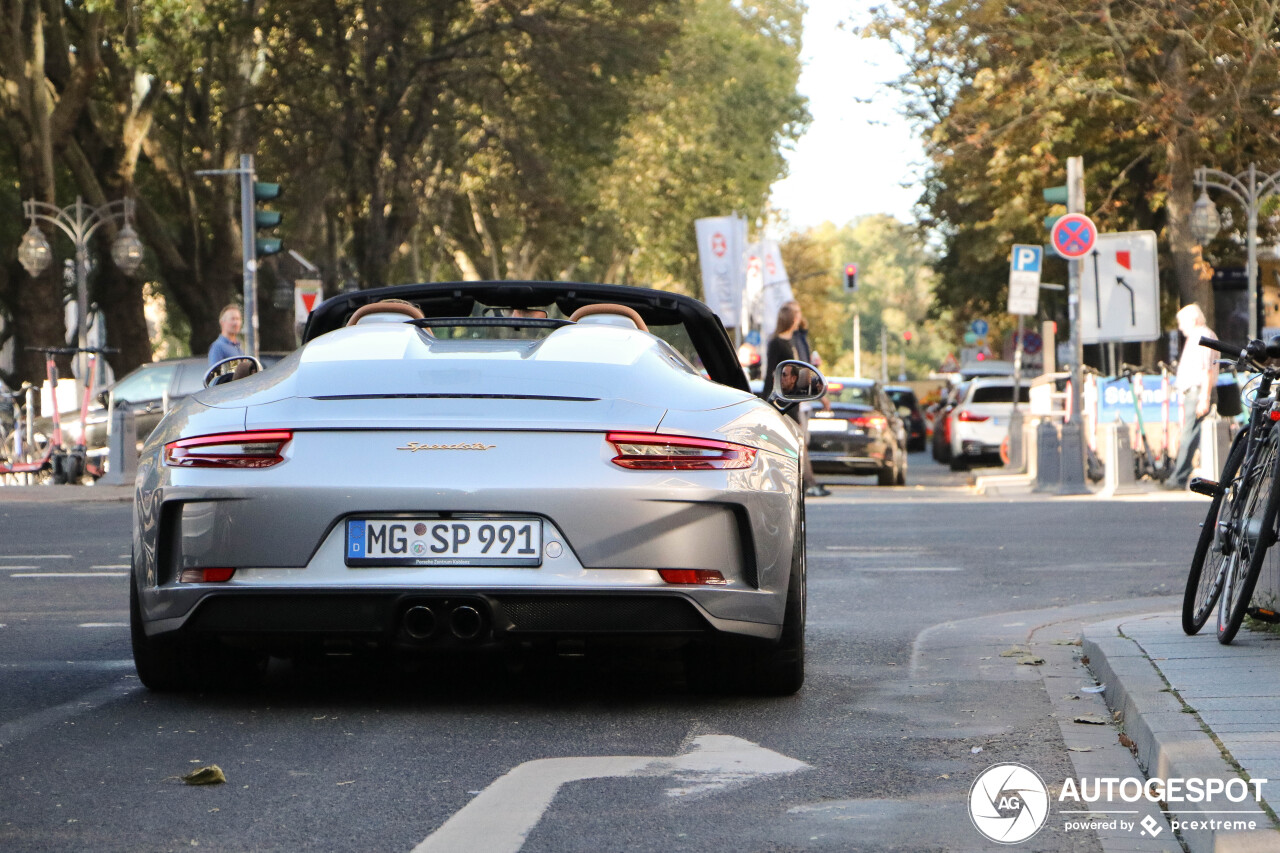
[{"xmin": 1084, "ymin": 613, "xmax": 1280, "ymax": 853}]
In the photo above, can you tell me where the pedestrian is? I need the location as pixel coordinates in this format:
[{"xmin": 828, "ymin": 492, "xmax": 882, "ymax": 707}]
[
  {"xmin": 1166, "ymin": 303, "xmax": 1218, "ymax": 490},
  {"xmin": 764, "ymin": 301, "xmax": 829, "ymax": 498},
  {"xmin": 208, "ymin": 304, "xmax": 244, "ymax": 366}
]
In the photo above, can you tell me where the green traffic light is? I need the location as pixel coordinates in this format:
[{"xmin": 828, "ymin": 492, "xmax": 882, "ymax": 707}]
[
  {"xmin": 255, "ymin": 238, "xmax": 283, "ymax": 256},
  {"xmin": 253, "ymin": 181, "xmax": 282, "ymax": 201},
  {"xmin": 1042, "ymin": 186, "xmax": 1068, "ymax": 204}
]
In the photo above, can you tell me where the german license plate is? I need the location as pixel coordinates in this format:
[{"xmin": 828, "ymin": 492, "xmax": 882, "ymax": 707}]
[
  {"xmin": 345, "ymin": 518, "xmax": 542, "ymax": 567},
  {"xmin": 808, "ymin": 418, "xmax": 849, "ymax": 433}
]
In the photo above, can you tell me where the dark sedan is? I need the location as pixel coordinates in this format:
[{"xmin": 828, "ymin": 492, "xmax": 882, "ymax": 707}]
[
  {"xmin": 807, "ymin": 377, "xmax": 907, "ymax": 486},
  {"xmin": 885, "ymin": 385, "xmax": 927, "ymax": 452}
]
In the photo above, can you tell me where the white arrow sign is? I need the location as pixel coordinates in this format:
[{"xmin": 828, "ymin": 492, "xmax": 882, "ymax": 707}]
[
  {"xmin": 412, "ymin": 735, "xmax": 809, "ymax": 853},
  {"xmin": 1080, "ymin": 231, "xmax": 1160, "ymax": 343}
]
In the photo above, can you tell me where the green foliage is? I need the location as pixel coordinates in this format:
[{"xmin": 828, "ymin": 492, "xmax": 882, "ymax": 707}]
[{"xmin": 782, "ymin": 216, "xmax": 950, "ymax": 380}]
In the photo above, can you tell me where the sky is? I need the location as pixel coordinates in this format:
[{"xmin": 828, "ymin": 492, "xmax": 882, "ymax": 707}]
[{"xmin": 768, "ymin": 1, "xmax": 925, "ymax": 231}]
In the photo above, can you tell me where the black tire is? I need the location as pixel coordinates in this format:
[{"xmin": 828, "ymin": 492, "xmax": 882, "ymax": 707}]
[
  {"xmin": 949, "ymin": 456, "xmax": 968, "ymax": 472},
  {"xmin": 1183, "ymin": 428, "xmax": 1248, "ymax": 634},
  {"xmin": 130, "ymin": 580, "xmax": 187, "ymax": 691},
  {"xmin": 1218, "ymin": 430, "xmax": 1280, "ymax": 644},
  {"xmin": 877, "ymin": 461, "xmax": 895, "ymax": 486},
  {"xmin": 690, "ymin": 509, "xmax": 805, "ymax": 696},
  {"xmin": 743, "ymin": 511, "xmax": 806, "ymax": 695}
]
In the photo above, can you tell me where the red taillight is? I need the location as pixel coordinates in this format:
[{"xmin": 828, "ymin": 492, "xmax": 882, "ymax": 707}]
[
  {"xmin": 659, "ymin": 569, "xmax": 728, "ymax": 585},
  {"xmin": 164, "ymin": 430, "xmax": 292, "ymax": 468},
  {"xmin": 956, "ymin": 410, "xmax": 989, "ymax": 422},
  {"xmin": 606, "ymin": 432, "xmax": 756, "ymax": 470},
  {"xmin": 851, "ymin": 413, "xmax": 887, "ymax": 429},
  {"xmin": 179, "ymin": 567, "xmax": 236, "ymax": 583}
]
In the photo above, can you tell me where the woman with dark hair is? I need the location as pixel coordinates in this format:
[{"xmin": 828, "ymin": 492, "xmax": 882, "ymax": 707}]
[{"xmin": 764, "ymin": 301, "xmax": 829, "ymax": 497}]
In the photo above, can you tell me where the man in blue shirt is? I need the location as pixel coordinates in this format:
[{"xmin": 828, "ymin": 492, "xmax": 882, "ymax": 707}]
[{"xmin": 208, "ymin": 304, "xmax": 244, "ymax": 365}]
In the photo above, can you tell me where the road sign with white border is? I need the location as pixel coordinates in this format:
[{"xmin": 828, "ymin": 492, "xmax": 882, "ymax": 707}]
[
  {"xmin": 1079, "ymin": 231, "xmax": 1159, "ymax": 343},
  {"xmin": 971, "ymin": 318, "xmax": 989, "ymax": 337},
  {"xmin": 1008, "ymin": 244, "xmax": 1043, "ymax": 315},
  {"xmin": 1051, "ymin": 213, "xmax": 1098, "ymax": 259}
]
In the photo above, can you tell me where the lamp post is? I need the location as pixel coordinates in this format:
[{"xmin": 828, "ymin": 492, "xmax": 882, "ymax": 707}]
[
  {"xmin": 18, "ymin": 196, "xmax": 144, "ymax": 388},
  {"xmin": 1192, "ymin": 164, "xmax": 1280, "ymax": 340}
]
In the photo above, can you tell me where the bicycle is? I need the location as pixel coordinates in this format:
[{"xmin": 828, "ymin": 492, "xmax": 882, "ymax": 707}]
[
  {"xmin": 1117, "ymin": 364, "xmax": 1173, "ymax": 482},
  {"xmin": 1, "ymin": 346, "xmax": 117, "ymax": 485},
  {"xmin": 0, "ymin": 381, "xmax": 39, "ymax": 483},
  {"xmin": 1181, "ymin": 335, "xmax": 1280, "ymax": 643}
]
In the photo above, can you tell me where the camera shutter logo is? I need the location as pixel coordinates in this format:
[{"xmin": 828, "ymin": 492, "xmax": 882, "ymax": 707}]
[{"xmin": 969, "ymin": 763, "xmax": 1050, "ymax": 844}]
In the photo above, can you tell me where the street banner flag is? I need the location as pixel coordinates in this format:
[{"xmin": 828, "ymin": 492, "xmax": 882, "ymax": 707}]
[
  {"xmin": 695, "ymin": 216, "xmax": 747, "ymax": 328},
  {"xmin": 754, "ymin": 239, "xmax": 794, "ymax": 344}
]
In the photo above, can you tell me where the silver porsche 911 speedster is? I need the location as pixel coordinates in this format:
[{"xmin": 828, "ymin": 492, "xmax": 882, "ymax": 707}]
[{"xmin": 130, "ymin": 281, "xmax": 824, "ymax": 694}]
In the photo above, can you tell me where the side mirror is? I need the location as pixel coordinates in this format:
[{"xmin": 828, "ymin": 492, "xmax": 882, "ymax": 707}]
[
  {"xmin": 768, "ymin": 360, "xmax": 826, "ymax": 407},
  {"xmin": 204, "ymin": 355, "xmax": 263, "ymax": 389}
]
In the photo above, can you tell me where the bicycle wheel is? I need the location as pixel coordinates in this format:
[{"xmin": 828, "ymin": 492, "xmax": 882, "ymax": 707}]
[
  {"xmin": 1183, "ymin": 427, "xmax": 1248, "ymax": 634},
  {"xmin": 1218, "ymin": 427, "xmax": 1280, "ymax": 644}
]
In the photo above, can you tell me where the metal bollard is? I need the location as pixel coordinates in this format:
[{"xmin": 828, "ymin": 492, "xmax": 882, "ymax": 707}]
[
  {"xmin": 1005, "ymin": 409, "xmax": 1026, "ymax": 473},
  {"xmin": 1101, "ymin": 422, "xmax": 1140, "ymax": 495},
  {"xmin": 99, "ymin": 405, "xmax": 137, "ymax": 486},
  {"xmin": 1034, "ymin": 418, "xmax": 1060, "ymax": 492}
]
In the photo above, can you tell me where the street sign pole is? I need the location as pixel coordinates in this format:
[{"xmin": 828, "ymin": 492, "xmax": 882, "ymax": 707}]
[{"xmin": 1061, "ymin": 156, "xmax": 1089, "ymax": 494}]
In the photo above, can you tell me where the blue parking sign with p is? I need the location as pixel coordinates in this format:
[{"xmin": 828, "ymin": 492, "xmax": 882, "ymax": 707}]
[{"xmin": 1012, "ymin": 244, "xmax": 1042, "ymax": 274}]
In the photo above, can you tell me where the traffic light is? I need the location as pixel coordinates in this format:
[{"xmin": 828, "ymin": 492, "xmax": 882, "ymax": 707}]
[
  {"xmin": 903, "ymin": 330, "xmax": 913, "ymax": 344},
  {"xmin": 253, "ymin": 181, "xmax": 283, "ymax": 257},
  {"xmin": 1043, "ymin": 184, "xmax": 1067, "ymax": 231},
  {"xmin": 843, "ymin": 263, "xmax": 858, "ymax": 292}
]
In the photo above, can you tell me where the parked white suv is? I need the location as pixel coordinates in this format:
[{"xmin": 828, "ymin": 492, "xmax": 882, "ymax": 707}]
[{"xmin": 948, "ymin": 377, "xmax": 1030, "ymax": 470}]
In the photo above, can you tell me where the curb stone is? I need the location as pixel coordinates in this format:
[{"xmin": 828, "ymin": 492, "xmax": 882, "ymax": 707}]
[{"xmin": 1083, "ymin": 614, "xmax": 1280, "ymax": 853}]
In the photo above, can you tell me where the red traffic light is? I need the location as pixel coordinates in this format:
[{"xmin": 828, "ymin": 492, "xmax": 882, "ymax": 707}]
[
  {"xmin": 903, "ymin": 330, "xmax": 913, "ymax": 342},
  {"xmin": 845, "ymin": 264, "xmax": 856, "ymax": 275}
]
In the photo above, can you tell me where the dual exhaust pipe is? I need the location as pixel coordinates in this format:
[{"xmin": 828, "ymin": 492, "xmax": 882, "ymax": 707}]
[{"xmin": 402, "ymin": 603, "xmax": 485, "ymax": 642}]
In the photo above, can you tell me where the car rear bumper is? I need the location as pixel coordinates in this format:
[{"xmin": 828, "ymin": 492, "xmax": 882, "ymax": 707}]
[{"xmin": 140, "ymin": 588, "xmax": 782, "ymax": 647}]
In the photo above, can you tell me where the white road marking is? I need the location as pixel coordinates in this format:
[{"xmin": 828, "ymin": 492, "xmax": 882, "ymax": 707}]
[
  {"xmin": 0, "ymin": 660, "xmax": 133, "ymax": 671},
  {"xmin": 412, "ymin": 735, "xmax": 808, "ymax": 853},
  {"xmin": 90, "ymin": 564, "xmax": 129, "ymax": 570},
  {"xmin": 849, "ymin": 566, "xmax": 962, "ymax": 572},
  {"xmin": 78, "ymin": 623, "xmax": 128, "ymax": 628},
  {"xmin": 0, "ymin": 566, "xmax": 39, "ymax": 571},
  {"xmin": 0, "ymin": 679, "xmax": 139, "ymax": 750},
  {"xmin": 9, "ymin": 572, "xmax": 128, "ymax": 578},
  {"xmin": 0, "ymin": 555, "xmax": 72, "ymax": 560}
]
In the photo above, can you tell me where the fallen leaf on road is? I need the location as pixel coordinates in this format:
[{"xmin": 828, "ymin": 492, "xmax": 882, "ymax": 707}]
[
  {"xmin": 1018, "ymin": 656, "xmax": 1045, "ymax": 666},
  {"xmin": 1073, "ymin": 715, "xmax": 1108, "ymax": 726},
  {"xmin": 1000, "ymin": 648, "xmax": 1027, "ymax": 657},
  {"xmin": 1051, "ymin": 639, "xmax": 1081, "ymax": 646},
  {"xmin": 181, "ymin": 766, "xmax": 226, "ymax": 785},
  {"xmin": 1118, "ymin": 734, "xmax": 1137, "ymax": 754},
  {"xmin": 1067, "ymin": 747, "xmax": 1093, "ymax": 752}
]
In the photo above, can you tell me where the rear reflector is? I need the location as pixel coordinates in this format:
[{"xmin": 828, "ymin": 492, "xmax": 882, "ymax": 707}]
[
  {"xmin": 165, "ymin": 430, "xmax": 292, "ymax": 468},
  {"xmin": 658, "ymin": 569, "xmax": 728, "ymax": 585},
  {"xmin": 956, "ymin": 410, "xmax": 989, "ymax": 422},
  {"xmin": 607, "ymin": 432, "xmax": 756, "ymax": 470},
  {"xmin": 179, "ymin": 567, "xmax": 236, "ymax": 583},
  {"xmin": 851, "ymin": 413, "xmax": 887, "ymax": 429}
]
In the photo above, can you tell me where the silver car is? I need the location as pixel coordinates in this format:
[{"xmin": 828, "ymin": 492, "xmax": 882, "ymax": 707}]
[{"xmin": 130, "ymin": 281, "xmax": 824, "ymax": 695}]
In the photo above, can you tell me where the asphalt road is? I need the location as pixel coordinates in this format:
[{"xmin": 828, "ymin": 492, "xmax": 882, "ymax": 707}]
[{"xmin": 0, "ymin": 455, "xmax": 1205, "ymax": 852}]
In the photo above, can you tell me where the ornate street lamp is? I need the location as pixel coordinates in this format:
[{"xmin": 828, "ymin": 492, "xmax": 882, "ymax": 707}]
[
  {"xmin": 1194, "ymin": 164, "xmax": 1280, "ymax": 339},
  {"xmin": 17, "ymin": 196, "xmax": 146, "ymax": 387},
  {"xmin": 17, "ymin": 223, "xmax": 52, "ymax": 277},
  {"xmin": 1190, "ymin": 190, "xmax": 1222, "ymax": 245}
]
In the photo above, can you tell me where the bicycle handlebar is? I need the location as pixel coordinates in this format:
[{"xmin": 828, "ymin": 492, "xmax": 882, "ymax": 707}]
[{"xmin": 1200, "ymin": 338, "xmax": 1245, "ymax": 359}]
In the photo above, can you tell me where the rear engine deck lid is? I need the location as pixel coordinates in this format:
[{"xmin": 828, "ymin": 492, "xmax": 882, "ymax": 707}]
[{"xmin": 243, "ymin": 395, "xmax": 666, "ymax": 433}]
